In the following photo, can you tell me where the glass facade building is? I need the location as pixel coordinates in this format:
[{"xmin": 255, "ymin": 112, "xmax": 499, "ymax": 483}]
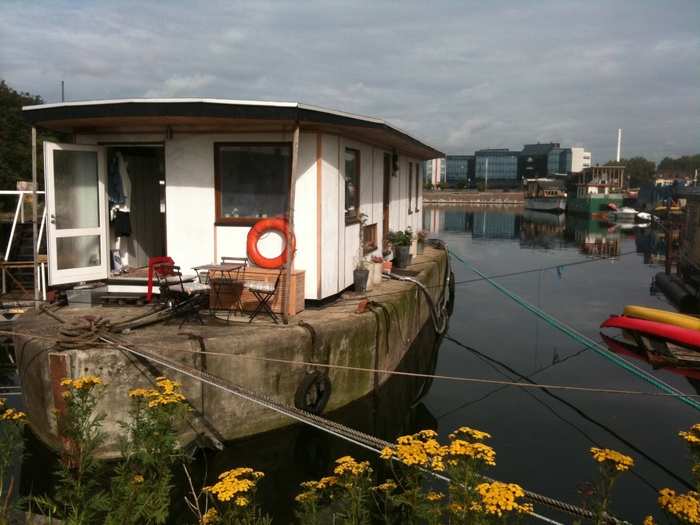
[
  {"xmin": 445, "ymin": 155, "xmax": 474, "ymax": 186},
  {"xmin": 547, "ymin": 148, "xmax": 572, "ymax": 175},
  {"xmin": 475, "ymin": 150, "xmax": 518, "ymax": 181}
]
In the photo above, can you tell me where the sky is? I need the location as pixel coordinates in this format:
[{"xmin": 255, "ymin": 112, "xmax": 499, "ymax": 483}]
[{"xmin": 1, "ymin": 0, "xmax": 698, "ymax": 163}]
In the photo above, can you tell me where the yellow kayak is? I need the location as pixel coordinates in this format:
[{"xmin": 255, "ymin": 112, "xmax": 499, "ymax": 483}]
[{"xmin": 623, "ymin": 305, "xmax": 700, "ymax": 331}]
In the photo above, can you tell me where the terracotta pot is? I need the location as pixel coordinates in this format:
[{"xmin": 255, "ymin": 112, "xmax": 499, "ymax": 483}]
[{"xmin": 382, "ymin": 260, "xmax": 393, "ymax": 273}]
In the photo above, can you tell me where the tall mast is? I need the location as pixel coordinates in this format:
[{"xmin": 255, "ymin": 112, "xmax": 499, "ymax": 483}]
[{"xmin": 616, "ymin": 128, "xmax": 622, "ymax": 162}]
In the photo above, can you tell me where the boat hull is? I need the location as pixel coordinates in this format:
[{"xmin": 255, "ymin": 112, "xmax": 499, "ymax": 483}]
[
  {"xmin": 524, "ymin": 197, "xmax": 566, "ymax": 212},
  {"xmin": 567, "ymin": 194, "xmax": 623, "ymax": 217},
  {"xmin": 15, "ymin": 249, "xmax": 451, "ymax": 458}
]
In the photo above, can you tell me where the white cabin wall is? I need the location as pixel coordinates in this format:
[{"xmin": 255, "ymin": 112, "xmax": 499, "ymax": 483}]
[
  {"xmin": 320, "ymin": 134, "xmax": 340, "ymax": 298},
  {"xmin": 293, "ymin": 132, "xmax": 318, "ymax": 299}
]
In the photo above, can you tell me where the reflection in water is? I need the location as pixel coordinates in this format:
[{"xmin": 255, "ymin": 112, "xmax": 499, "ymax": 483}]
[
  {"xmin": 425, "ymin": 204, "xmax": 693, "ymax": 521},
  {"xmin": 423, "ymin": 205, "xmax": 662, "ymax": 261}
]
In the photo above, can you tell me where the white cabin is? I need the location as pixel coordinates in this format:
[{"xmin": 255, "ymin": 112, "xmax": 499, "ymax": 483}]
[{"xmin": 23, "ymin": 99, "xmax": 442, "ymax": 302}]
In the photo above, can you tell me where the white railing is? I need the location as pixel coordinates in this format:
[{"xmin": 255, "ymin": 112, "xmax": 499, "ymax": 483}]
[{"xmin": 0, "ymin": 191, "xmax": 47, "ymax": 299}]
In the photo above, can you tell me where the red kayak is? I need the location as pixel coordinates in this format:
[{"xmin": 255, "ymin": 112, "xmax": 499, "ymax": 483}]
[
  {"xmin": 600, "ymin": 333, "xmax": 700, "ymax": 381},
  {"xmin": 601, "ymin": 315, "xmax": 700, "ymax": 349}
]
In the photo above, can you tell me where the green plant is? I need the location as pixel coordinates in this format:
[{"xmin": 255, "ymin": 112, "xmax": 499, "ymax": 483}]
[
  {"xmin": 0, "ymin": 400, "xmax": 26, "ymax": 524},
  {"xmin": 387, "ymin": 229, "xmax": 413, "ymax": 247},
  {"xmin": 35, "ymin": 376, "xmax": 109, "ymax": 525},
  {"xmin": 105, "ymin": 377, "xmax": 189, "ymax": 525}
]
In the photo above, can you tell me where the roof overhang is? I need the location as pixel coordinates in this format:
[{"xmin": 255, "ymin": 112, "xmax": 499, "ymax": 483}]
[{"xmin": 22, "ymin": 98, "xmax": 443, "ymax": 160}]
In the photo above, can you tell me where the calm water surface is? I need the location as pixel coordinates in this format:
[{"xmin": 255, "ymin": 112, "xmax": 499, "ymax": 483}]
[
  {"xmin": 18, "ymin": 205, "xmax": 696, "ymax": 523},
  {"xmin": 423, "ymin": 205, "xmax": 695, "ymax": 522}
]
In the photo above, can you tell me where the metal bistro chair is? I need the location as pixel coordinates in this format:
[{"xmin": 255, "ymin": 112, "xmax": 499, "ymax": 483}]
[
  {"xmin": 247, "ymin": 270, "xmax": 282, "ymax": 324},
  {"xmin": 210, "ymin": 256, "xmax": 248, "ymax": 320},
  {"xmin": 153, "ymin": 263, "xmax": 210, "ymax": 326}
]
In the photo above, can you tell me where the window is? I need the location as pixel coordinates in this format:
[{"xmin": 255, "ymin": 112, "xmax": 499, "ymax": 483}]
[
  {"xmin": 408, "ymin": 163, "xmax": 413, "ymax": 214},
  {"xmin": 215, "ymin": 143, "xmax": 291, "ymax": 225},
  {"xmin": 415, "ymin": 162, "xmax": 420, "ymax": 211},
  {"xmin": 362, "ymin": 223, "xmax": 377, "ymax": 254},
  {"xmin": 345, "ymin": 148, "xmax": 360, "ymax": 223}
]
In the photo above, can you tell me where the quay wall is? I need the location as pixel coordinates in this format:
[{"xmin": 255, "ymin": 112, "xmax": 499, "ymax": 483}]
[
  {"xmin": 423, "ymin": 190, "xmax": 524, "ymax": 205},
  {"xmin": 16, "ymin": 248, "xmax": 448, "ymax": 458}
]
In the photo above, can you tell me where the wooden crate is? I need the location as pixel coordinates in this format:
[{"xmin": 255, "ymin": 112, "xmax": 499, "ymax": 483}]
[{"xmin": 209, "ymin": 268, "xmax": 305, "ymax": 316}]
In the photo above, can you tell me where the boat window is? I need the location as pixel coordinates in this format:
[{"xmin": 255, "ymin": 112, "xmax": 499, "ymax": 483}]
[
  {"xmin": 215, "ymin": 143, "xmax": 291, "ymax": 225},
  {"xmin": 345, "ymin": 148, "xmax": 360, "ymax": 223}
]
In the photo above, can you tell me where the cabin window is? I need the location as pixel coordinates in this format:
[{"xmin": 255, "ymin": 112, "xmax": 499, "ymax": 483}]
[
  {"xmin": 362, "ymin": 223, "xmax": 377, "ymax": 254},
  {"xmin": 215, "ymin": 143, "xmax": 291, "ymax": 225},
  {"xmin": 345, "ymin": 148, "xmax": 360, "ymax": 223},
  {"xmin": 408, "ymin": 163, "xmax": 413, "ymax": 214}
]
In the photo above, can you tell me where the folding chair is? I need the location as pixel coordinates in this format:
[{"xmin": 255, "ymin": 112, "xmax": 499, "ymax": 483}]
[
  {"xmin": 154, "ymin": 264, "xmax": 209, "ymax": 326},
  {"xmin": 247, "ymin": 271, "xmax": 282, "ymax": 324}
]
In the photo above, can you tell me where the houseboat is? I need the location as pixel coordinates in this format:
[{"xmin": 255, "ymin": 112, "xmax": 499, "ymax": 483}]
[
  {"xmin": 524, "ymin": 178, "xmax": 567, "ymax": 213},
  {"xmin": 14, "ymin": 98, "xmax": 451, "ymax": 457},
  {"xmin": 567, "ymin": 165, "xmax": 626, "ymax": 218}
]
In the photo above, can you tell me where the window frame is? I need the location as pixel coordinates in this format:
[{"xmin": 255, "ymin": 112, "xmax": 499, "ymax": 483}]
[
  {"xmin": 344, "ymin": 147, "xmax": 361, "ymax": 225},
  {"xmin": 408, "ymin": 162, "xmax": 413, "ymax": 215},
  {"xmin": 415, "ymin": 162, "xmax": 421, "ymax": 212},
  {"xmin": 214, "ymin": 141, "xmax": 293, "ymax": 226}
]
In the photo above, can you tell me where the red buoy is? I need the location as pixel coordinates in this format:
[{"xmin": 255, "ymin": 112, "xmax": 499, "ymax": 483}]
[{"xmin": 246, "ymin": 218, "xmax": 295, "ymax": 269}]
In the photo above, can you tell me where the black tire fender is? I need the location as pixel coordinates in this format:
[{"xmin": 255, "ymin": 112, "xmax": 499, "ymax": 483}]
[{"xmin": 294, "ymin": 370, "xmax": 332, "ymax": 414}]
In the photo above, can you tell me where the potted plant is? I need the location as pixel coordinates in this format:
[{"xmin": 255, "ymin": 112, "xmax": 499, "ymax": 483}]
[
  {"xmin": 354, "ymin": 258, "xmax": 370, "ymax": 292},
  {"xmin": 387, "ymin": 228, "xmax": 413, "ymax": 269},
  {"xmin": 416, "ymin": 230, "xmax": 429, "ymax": 255},
  {"xmin": 371, "ymin": 255, "xmax": 384, "ymax": 285}
]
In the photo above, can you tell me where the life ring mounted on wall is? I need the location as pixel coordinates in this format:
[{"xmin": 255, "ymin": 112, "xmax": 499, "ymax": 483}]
[{"xmin": 246, "ymin": 217, "xmax": 296, "ymax": 269}]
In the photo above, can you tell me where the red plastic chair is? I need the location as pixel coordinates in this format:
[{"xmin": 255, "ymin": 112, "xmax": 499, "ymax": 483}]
[{"xmin": 146, "ymin": 256, "xmax": 175, "ymax": 303}]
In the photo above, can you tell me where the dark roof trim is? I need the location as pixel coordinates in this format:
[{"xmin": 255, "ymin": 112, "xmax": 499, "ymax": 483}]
[{"xmin": 22, "ymin": 99, "xmax": 443, "ymax": 158}]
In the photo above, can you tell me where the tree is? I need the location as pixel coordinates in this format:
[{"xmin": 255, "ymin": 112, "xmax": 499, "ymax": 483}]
[
  {"xmin": 606, "ymin": 157, "xmax": 656, "ymax": 187},
  {"xmin": 0, "ymin": 80, "xmax": 42, "ymax": 191},
  {"xmin": 658, "ymin": 155, "xmax": 700, "ymax": 177}
]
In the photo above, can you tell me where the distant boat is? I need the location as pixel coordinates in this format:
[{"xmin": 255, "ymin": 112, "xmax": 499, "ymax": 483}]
[
  {"xmin": 524, "ymin": 178, "xmax": 566, "ymax": 213},
  {"xmin": 567, "ymin": 165, "xmax": 626, "ymax": 218},
  {"xmin": 607, "ymin": 204, "xmax": 638, "ymax": 223}
]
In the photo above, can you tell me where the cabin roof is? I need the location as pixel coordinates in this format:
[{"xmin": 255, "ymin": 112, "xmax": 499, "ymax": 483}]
[{"xmin": 22, "ymin": 98, "xmax": 443, "ymax": 160}]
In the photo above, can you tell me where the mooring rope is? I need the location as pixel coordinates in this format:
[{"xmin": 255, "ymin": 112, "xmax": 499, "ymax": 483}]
[
  {"xmin": 447, "ymin": 248, "xmax": 700, "ymax": 412},
  {"xmin": 100, "ymin": 334, "xmax": 626, "ymax": 524}
]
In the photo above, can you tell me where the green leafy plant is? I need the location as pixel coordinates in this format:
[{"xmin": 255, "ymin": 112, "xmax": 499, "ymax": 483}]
[
  {"xmin": 0, "ymin": 400, "xmax": 27, "ymax": 524},
  {"xmin": 105, "ymin": 377, "xmax": 189, "ymax": 525},
  {"xmin": 387, "ymin": 229, "xmax": 413, "ymax": 247}
]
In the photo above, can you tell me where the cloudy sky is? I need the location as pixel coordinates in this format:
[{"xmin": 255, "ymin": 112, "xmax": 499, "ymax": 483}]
[{"xmin": 1, "ymin": 0, "xmax": 698, "ymax": 162}]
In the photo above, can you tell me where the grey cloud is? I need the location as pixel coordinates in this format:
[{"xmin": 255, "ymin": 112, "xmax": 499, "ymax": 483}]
[{"xmin": 1, "ymin": 0, "xmax": 698, "ymax": 162}]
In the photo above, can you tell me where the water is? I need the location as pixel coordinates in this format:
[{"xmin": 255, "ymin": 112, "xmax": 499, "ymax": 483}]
[
  {"xmin": 17, "ymin": 205, "xmax": 696, "ymax": 523},
  {"xmin": 424, "ymin": 205, "xmax": 695, "ymax": 522}
]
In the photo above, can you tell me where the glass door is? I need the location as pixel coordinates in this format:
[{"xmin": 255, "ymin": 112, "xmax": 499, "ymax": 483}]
[{"xmin": 44, "ymin": 142, "xmax": 109, "ymax": 285}]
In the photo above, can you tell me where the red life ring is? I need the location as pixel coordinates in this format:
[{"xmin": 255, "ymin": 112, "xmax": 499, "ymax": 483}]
[{"xmin": 246, "ymin": 218, "xmax": 295, "ymax": 269}]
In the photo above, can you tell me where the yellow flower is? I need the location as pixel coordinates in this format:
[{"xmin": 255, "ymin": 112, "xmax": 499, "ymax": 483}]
[
  {"xmin": 373, "ymin": 480, "xmax": 397, "ymax": 493},
  {"xmin": 590, "ymin": 447, "xmax": 634, "ymax": 472},
  {"xmin": 426, "ymin": 491, "xmax": 444, "ymax": 502},
  {"xmin": 643, "ymin": 516, "xmax": 655, "ymax": 525},
  {"xmin": 449, "ymin": 426, "xmax": 492, "ymax": 441},
  {"xmin": 382, "ymin": 431, "xmax": 448, "ymax": 470},
  {"xmin": 61, "ymin": 375, "xmax": 103, "ymax": 391},
  {"xmin": 132, "ymin": 474, "xmax": 144, "ymax": 484},
  {"xmin": 295, "ymin": 491, "xmax": 318, "ymax": 503},
  {"xmin": 333, "ymin": 456, "xmax": 370, "ymax": 477},
  {"xmin": 680, "ymin": 424, "xmax": 700, "ymax": 448},
  {"xmin": 476, "ymin": 482, "xmax": 533, "ymax": 516},
  {"xmin": 128, "ymin": 377, "xmax": 186, "ymax": 408},
  {"xmin": 200, "ymin": 508, "xmax": 219, "ymax": 525},
  {"xmin": 448, "ymin": 440, "xmax": 496, "ymax": 466},
  {"xmin": 0, "ymin": 408, "xmax": 26, "ymax": 422},
  {"xmin": 658, "ymin": 488, "xmax": 700, "ymax": 524},
  {"xmin": 203, "ymin": 467, "xmax": 264, "ymax": 503}
]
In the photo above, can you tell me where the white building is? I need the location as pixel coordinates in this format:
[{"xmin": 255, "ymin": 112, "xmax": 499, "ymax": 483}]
[
  {"xmin": 23, "ymin": 99, "xmax": 442, "ymax": 302},
  {"xmin": 571, "ymin": 147, "xmax": 592, "ymax": 173}
]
